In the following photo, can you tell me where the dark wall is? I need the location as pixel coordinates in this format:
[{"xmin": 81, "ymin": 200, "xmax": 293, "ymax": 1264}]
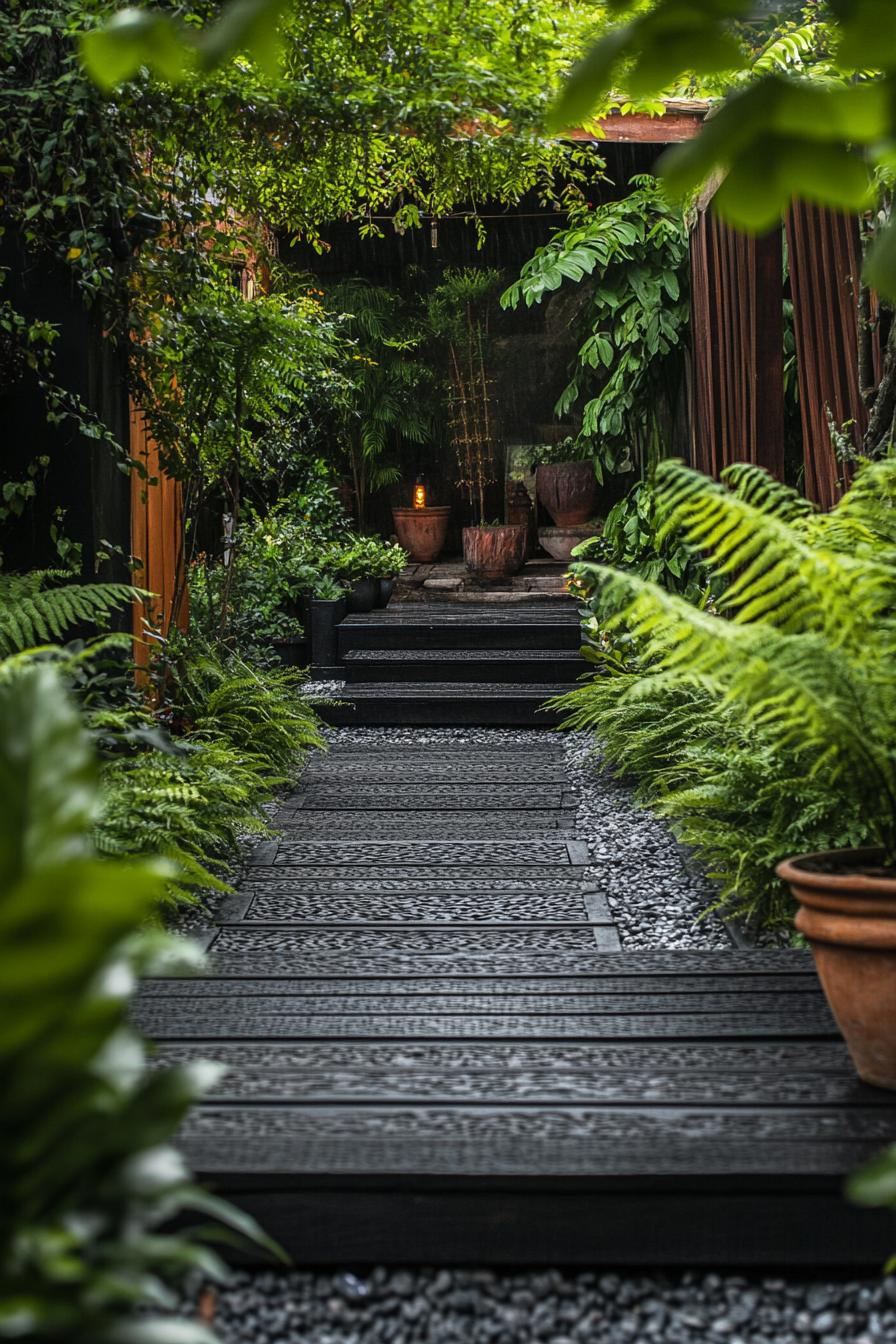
[
  {"xmin": 281, "ymin": 143, "xmax": 664, "ymax": 542},
  {"xmin": 0, "ymin": 229, "xmax": 131, "ymax": 577}
]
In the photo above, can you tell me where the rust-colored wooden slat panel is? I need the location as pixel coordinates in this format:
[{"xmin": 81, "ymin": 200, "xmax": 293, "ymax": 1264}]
[
  {"xmin": 129, "ymin": 399, "xmax": 186, "ymax": 666},
  {"xmin": 689, "ymin": 210, "xmax": 784, "ymax": 479},
  {"xmin": 787, "ymin": 203, "xmax": 866, "ymax": 511}
]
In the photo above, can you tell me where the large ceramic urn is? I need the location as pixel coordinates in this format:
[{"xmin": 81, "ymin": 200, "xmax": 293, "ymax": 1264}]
[
  {"xmin": 535, "ymin": 461, "xmax": 598, "ymax": 527},
  {"xmin": 391, "ymin": 506, "xmax": 451, "ymax": 564}
]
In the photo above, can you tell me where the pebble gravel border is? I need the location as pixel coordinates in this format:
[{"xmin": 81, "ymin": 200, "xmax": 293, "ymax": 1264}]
[
  {"xmin": 562, "ymin": 731, "xmax": 729, "ymax": 950},
  {"xmin": 195, "ymin": 1267, "xmax": 896, "ymax": 1344}
]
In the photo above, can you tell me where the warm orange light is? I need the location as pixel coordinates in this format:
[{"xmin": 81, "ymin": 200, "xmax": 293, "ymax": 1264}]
[{"xmin": 413, "ymin": 482, "xmax": 426, "ymax": 509}]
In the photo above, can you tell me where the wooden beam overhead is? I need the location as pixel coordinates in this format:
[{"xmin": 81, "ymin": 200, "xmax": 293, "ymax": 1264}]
[{"xmin": 567, "ymin": 100, "xmax": 708, "ymax": 144}]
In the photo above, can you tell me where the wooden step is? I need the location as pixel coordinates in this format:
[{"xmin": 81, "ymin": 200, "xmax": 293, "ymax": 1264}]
[
  {"xmin": 343, "ymin": 647, "xmax": 586, "ymax": 684},
  {"xmin": 320, "ymin": 681, "xmax": 571, "ymax": 727},
  {"xmin": 337, "ymin": 602, "xmax": 582, "ymax": 654}
]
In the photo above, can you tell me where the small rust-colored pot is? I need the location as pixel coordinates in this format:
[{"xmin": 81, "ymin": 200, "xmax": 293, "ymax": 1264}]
[
  {"xmin": 392, "ymin": 506, "xmax": 450, "ymax": 563},
  {"xmin": 777, "ymin": 847, "xmax": 896, "ymax": 1090},
  {"xmin": 535, "ymin": 461, "xmax": 598, "ymax": 527},
  {"xmin": 463, "ymin": 524, "xmax": 527, "ymax": 580}
]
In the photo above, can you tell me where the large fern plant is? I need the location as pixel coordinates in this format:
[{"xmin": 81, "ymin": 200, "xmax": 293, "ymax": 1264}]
[
  {"xmin": 560, "ymin": 458, "xmax": 896, "ymax": 902},
  {"xmin": 0, "ymin": 572, "xmax": 143, "ymax": 657}
]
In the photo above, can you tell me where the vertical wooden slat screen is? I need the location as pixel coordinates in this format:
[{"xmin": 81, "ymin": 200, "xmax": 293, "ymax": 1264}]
[
  {"xmin": 690, "ymin": 209, "xmax": 785, "ymax": 479},
  {"xmin": 786, "ymin": 203, "xmax": 866, "ymax": 511},
  {"xmin": 129, "ymin": 400, "xmax": 186, "ymax": 666}
]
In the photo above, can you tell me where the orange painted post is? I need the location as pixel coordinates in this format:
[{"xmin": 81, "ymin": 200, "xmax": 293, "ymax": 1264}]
[{"xmin": 129, "ymin": 400, "xmax": 187, "ymax": 671}]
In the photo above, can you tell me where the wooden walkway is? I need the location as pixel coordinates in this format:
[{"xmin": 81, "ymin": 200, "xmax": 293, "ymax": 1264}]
[{"xmin": 139, "ymin": 736, "xmax": 896, "ymax": 1265}]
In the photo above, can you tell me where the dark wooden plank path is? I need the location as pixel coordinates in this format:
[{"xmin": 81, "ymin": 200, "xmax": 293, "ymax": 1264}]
[{"xmin": 140, "ymin": 737, "xmax": 896, "ymax": 1265}]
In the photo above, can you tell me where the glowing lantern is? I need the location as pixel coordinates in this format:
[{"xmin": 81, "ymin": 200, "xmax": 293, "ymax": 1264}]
[{"xmin": 413, "ymin": 478, "xmax": 427, "ymax": 509}]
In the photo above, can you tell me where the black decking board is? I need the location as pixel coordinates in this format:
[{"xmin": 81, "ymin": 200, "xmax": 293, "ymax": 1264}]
[
  {"xmin": 239, "ymin": 890, "xmax": 612, "ymax": 922},
  {"xmin": 141, "ymin": 732, "xmax": 896, "ymax": 1264}
]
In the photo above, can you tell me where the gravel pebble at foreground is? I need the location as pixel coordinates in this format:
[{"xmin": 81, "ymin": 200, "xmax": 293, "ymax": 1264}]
[{"xmin": 196, "ymin": 1268, "xmax": 896, "ymax": 1344}]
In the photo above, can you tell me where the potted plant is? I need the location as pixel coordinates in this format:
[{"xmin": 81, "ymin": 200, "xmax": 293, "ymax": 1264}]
[
  {"xmin": 392, "ymin": 478, "xmax": 451, "ymax": 563},
  {"xmin": 428, "ymin": 268, "xmax": 525, "ymax": 579},
  {"xmin": 309, "ymin": 575, "xmax": 347, "ymax": 674},
  {"xmin": 529, "ymin": 437, "xmax": 600, "ymax": 527},
  {"xmin": 369, "ymin": 540, "xmax": 407, "ymax": 607},
  {"xmin": 576, "ymin": 457, "xmax": 896, "ymax": 1088},
  {"xmin": 329, "ymin": 535, "xmax": 379, "ymax": 612}
]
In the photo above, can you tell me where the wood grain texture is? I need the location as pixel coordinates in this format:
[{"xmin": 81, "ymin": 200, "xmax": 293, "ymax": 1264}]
[
  {"xmin": 140, "ymin": 1007, "xmax": 836, "ymax": 1039},
  {"xmin": 139, "ymin": 711, "xmax": 896, "ymax": 1264},
  {"xmin": 242, "ymin": 890, "xmax": 607, "ymax": 923}
]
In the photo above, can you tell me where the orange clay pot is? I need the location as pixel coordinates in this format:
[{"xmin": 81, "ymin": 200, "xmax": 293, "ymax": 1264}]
[
  {"xmin": 462, "ymin": 524, "xmax": 527, "ymax": 580},
  {"xmin": 777, "ymin": 847, "xmax": 896, "ymax": 1090},
  {"xmin": 392, "ymin": 506, "xmax": 450, "ymax": 564}
]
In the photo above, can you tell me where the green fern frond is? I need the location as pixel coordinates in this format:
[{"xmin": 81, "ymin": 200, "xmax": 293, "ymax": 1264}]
[
  {"xmin": 0, "ymin": 573, "xmax": 146, "ymax": 655},
  {"xmin": 653, "ymin": 460, "xmax": 896, "ymax": 650}
]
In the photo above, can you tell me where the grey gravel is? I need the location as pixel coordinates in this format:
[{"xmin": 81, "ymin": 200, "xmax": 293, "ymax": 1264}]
[
  {"xmin": 188, "ymin": 1268, "xmax": 896, "ymax": 1344},
  {"xmin": 562, "ymin": 731, "xmax": 730, "ymax": 951}
]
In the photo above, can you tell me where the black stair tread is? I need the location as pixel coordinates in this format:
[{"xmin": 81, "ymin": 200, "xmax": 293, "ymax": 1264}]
[
  {"xmin": 343, "ymin": 648, "xmax": 584, "ymax": 662},
  {"xmin": 341, "ymin": 603, "xmax": 578, "ymax": 624},
  {"xmin": 332, "ymin": 681, "xmax": 573, "ymax": 699}
]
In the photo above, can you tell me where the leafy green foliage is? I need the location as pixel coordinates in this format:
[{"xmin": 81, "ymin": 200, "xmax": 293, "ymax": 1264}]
[
  {"xmin": 167, "ymin": 645, "xmax": 325, "ymax": 776},
  {"xmin": 551, "ymin": 1, "xmax": 896, "ymax": 296},
  {"xmin": 555, "ymin": 458, "xmax": 896, "ymax": 928},
  {"xmin": 81, "ymin": 0, "xmax": 289, "ymax": 88},
  {"xmin": 848, "ymin": 1145, "xmax": 896, "ymax": 1268},
  {"xmin": 325, "ymin": 280, "xmax": 433, "ymax": 529},
  {"xmin": 0, "ymin": 660, "xmax": 278, "ymax": 1341},
  {"xmin": 94, "ymin": 645, "xmax": 324, "ymax": 902},
  {"xmin": 0, "ymin": 572, "xmax": 143, "ymax": 657},
  {"xmin": 429, "ymin": 268, "xmax": 506, "ymax": 525},
  {"xmin": 502, "ymin": 180, "xmax": 689, "ymax": 477},
  {"xmin": 569, "ymin": 478, "xmax": 707, "ymax": 596}
]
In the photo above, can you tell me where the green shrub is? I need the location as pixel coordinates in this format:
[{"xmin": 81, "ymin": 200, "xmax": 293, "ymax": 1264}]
[
  {"xmin": 556, "ymin": 458, "xmax": 896, "ymax": 930},
  {"xmin": 0, "ymin": 661, "xmax": 279, "ymax": 1341},
  {"xmin": 167, "ymin": 645, "xmax": 325, "ymax": 777},
  {"xmin": 94, "ymin": 647, "xmax": 325, "ymax": 904}
]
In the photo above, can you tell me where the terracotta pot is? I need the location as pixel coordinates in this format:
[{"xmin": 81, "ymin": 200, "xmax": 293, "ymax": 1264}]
[
  {"xmin": 538, "ymin": 523, "xmax": 602, "ymax": 564},
  {"xmin": 392, "ymin": 506, "xmax": 450, "ymax": 563},
  {"xmin": 777, "ymin": 847, "xmax": 896, "ymax": 1089},
  {"xmin": 536, "ymin": 461, "xmax": 598, "ymax": 527},
  {"xmin": 463, "ymin": 524, "xmax": 527, "ymax": 580}
]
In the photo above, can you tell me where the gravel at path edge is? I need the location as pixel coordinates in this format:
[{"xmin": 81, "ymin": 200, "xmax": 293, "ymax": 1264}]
[{"xmin": 195, "ymin": 1267, "xmax": 896, "ymax": 1344}]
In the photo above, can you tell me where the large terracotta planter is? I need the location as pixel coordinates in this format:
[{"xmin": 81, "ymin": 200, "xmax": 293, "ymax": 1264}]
[
  {"xmin": 463, "ymin": 524, "xmax": 527, "ymax": 579},
  {"xmin": 539, "ymin": 523, "xmax": 602, "ymax": 564},
  {"xmin": 777, "ymin": 847, "xmax": 896, "ymax": 1089},
  {"xmin": 535, "ymin": 461, "xmax": 598, "ymax": 527},
  {"xmin": 392, "ymin": 506, "xmax": 450, "ymax": 563}
]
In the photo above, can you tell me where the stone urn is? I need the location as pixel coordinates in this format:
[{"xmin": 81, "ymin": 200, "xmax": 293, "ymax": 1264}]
[
  {"xmin": 539, "ymin": 522, "xmax": 602, "ymax": 565},
  {"xmin": 777, "ymin": 847, "xmax": 896, "ymax": 1089},
  {"xmin": 535, "ymin": 461, "xmax": 598, "ymax": 527},
  {"xmin": 463, "ymin": 524, "xmax": 527, "ymax": 580},
  {"xmin": 392, "ymin": 506, "xmax": 450, "ymax": 564}
]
